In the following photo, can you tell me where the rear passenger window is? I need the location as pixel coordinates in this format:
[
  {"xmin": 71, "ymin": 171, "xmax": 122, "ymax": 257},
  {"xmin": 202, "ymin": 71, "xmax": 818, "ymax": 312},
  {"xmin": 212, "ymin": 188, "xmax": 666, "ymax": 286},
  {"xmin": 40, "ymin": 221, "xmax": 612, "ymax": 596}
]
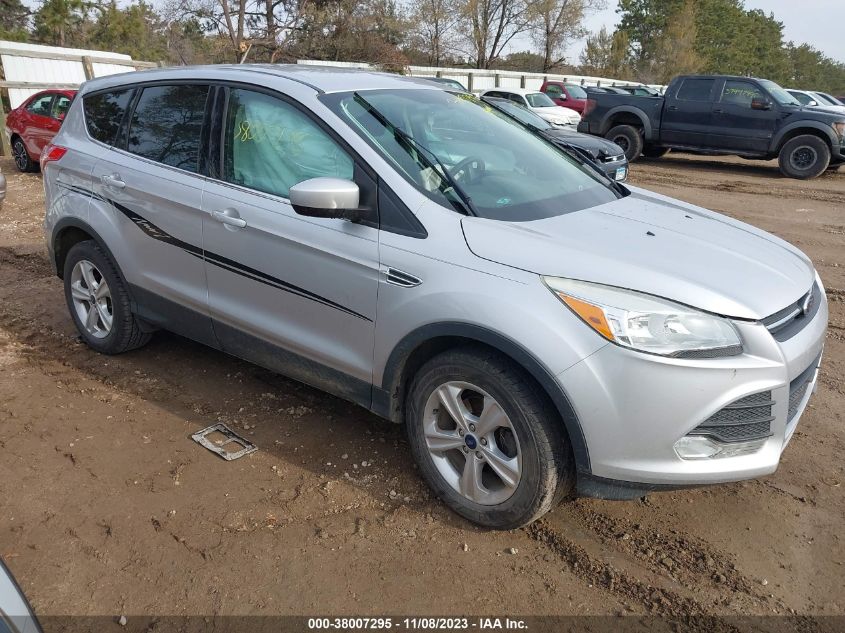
[
  {"xmin": 676, "ymin": 78, "xmax": 715, "ymax": 102},
  {"xmin": 84, "ymin": 89, "xmax": 133, "ymax": 145},
  {"xmin": 222, "ymin": 89, "xmax": 353, "ymax": 198},
  {"xmin": 127, "ymin": 84, "xmax": 209, "ymax": 172}
]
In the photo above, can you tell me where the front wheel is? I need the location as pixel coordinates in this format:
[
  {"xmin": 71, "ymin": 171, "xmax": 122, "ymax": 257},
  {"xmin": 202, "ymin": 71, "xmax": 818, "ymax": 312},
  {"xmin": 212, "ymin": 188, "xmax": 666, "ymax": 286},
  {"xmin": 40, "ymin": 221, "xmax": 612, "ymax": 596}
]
[
  {"xmin": 778, "ymin": 135, "xmax": 830, "ymax": 179},
  {"xmin": 605, "ymin": 124, "xmax": 644, "ymax": 162},
  {"xmin": 406, "ymin": 348, "xmax": 574, "ymax": 529}
]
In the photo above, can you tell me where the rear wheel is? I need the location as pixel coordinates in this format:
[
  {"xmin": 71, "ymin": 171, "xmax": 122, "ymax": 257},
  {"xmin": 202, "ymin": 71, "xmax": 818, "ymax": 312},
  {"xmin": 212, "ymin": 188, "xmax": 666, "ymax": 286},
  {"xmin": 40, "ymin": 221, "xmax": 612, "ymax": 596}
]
[
  {"xmin": 12, "ymin": 137, "xmax": 37, "ymax": 173},
  {"xmin": 606, "ymin": 125, "xmax": 643, "ymax": 162},
  {"xmin": 405, "ymin": 347, "xmax": 574, "ymax": 529},
  {"xmin": 778, "ymin": 135, "xmax": 830, "ymax": 179},
  {"xmin": 642, "ymin": 145, "xmax": 669, "ymax": 159},
  {"xmin": 63, "ymin": 241, "xmax": 151, "ymax": 354}
]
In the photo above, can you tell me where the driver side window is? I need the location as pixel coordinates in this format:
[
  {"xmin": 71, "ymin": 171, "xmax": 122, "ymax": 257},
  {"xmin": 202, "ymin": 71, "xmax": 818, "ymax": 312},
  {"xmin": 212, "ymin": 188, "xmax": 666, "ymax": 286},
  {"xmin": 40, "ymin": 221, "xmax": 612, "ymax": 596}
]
[
  {"xmin": 721, "ymin": 81, "xmax": 765, "ymax": 108},
  {"xmin": 223, "ymin": 89, "xmax": 354, "ymax": 198}
]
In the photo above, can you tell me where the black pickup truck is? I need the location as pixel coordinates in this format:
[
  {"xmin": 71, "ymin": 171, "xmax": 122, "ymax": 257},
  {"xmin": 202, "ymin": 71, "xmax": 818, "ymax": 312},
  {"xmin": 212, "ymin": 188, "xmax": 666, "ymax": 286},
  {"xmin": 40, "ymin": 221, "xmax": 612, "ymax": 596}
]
[{"xmin": 578, "ymin": 74, "xmax": 845, "ymax": 179}]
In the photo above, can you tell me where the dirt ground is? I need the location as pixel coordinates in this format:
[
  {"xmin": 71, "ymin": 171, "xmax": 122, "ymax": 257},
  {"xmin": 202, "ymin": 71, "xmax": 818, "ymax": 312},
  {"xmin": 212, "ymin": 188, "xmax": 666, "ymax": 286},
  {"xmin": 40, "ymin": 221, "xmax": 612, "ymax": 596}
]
[{"xmin": 0, "ymin": 153, "xmax": 843, "ymax": 624}]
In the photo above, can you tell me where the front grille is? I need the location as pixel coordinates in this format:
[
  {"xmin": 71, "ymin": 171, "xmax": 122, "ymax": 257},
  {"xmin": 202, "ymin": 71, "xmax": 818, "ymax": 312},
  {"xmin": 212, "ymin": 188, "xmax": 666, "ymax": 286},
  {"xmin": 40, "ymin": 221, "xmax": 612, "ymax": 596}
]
[
  {"xmin": 689, "ymin": 391, "xmax": 774, "ymax": 443},
  {"xmin": 787, "ymin": 354, "xmax": 820, "ymax": 424},
  {"xmin": 762, "ymin": 282, "xmax": 820, "ymax": 342}
]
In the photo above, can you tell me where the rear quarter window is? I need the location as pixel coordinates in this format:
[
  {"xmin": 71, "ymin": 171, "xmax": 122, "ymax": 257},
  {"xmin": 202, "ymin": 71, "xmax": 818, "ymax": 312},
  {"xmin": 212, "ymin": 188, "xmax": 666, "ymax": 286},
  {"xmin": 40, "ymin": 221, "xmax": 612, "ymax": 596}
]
[{"xmin": 83, "ymin": 89, "xmax": 134, "ymax": 145}]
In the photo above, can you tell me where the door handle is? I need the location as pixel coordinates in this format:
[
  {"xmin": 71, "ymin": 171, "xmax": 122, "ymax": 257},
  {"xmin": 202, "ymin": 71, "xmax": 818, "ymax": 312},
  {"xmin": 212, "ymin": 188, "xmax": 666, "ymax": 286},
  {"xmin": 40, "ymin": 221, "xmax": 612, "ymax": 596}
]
[
  {"xmin": 212, "ymin": 210, "xmax": 247, "ymax": 228},
  {"xmin": 713, "ymin": 108, "xmax": 725, "ymax": 114},
  {"xmin": 667, "ymin": 105, "xmax": 678, "ymax": 111},
  {"xmin": 100, "ymin": 174, "xmax": 125, "ymax": 189}
]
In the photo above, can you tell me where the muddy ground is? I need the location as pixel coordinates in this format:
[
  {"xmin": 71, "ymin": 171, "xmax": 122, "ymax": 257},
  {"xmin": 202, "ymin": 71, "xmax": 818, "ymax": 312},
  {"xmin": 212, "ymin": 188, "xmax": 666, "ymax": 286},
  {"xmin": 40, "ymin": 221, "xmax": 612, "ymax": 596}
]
[{"xmin": 0, "ymin": 154, "xmax": 843, "ymax": 625}]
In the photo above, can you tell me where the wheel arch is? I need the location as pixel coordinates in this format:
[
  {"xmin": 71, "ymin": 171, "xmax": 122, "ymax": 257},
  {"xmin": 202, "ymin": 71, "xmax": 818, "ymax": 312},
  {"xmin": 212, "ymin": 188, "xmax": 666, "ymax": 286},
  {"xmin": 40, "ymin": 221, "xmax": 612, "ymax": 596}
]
[
  {"xmin": 52, "ymin": 218, "xmax": 129, "ymax": 291},
  {"xmin": 601, "ymin": 107, "xmax": 652, "ymax": 138},
  {"xmin": 377, "ymin": 322, "xmax": 591, "ymax": 474},
  {"xmin": 772, "ymin": 122, "xmax": 836, "ymax": 154}
]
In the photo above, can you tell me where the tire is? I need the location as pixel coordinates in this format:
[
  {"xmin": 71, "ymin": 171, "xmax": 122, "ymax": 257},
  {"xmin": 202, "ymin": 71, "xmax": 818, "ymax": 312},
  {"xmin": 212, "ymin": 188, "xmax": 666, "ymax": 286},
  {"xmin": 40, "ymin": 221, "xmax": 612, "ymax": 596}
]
[
  {"xmin": 642, "ymin": 145, "xmax": 669, "ymax": 159},
  {"xmin": 63, "ymin": 240, "xmax": 151, "ymax": 354},
  {"xmin": 778, "ymin": 135, "xmax": 830, "ymax": 179},
  {"xmin": 605, "ymin": 124, "xmax": 643, "ymax": 162},
  {"xmin": 405, "ymin": 347, "xmax": 574, "ymax": 529},
  {"xmin": 12, "ymin": 137, "xmax": 37, "ymax": 173}
]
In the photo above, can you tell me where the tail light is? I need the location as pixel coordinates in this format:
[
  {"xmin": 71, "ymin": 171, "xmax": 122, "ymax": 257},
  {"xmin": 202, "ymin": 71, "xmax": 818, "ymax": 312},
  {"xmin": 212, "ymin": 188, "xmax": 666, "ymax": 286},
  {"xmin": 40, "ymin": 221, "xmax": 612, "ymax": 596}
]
[
  {"xmin": 583, "ymin": 98, "xmax": 597, "ymax": 117},
  {"xmin": 40, "ymin": 144, "xmax": 68, "ymax": 170}
]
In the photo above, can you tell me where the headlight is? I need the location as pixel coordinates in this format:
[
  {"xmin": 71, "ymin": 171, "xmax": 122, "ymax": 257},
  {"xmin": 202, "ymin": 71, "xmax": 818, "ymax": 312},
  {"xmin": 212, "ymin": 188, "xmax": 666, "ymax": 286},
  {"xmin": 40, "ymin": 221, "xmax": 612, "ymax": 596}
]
[
  {"xmin": 543, "ymin": 277, "xmax": 743, "ymax": 357},
  {"xmin": 833, "ymin": 121, "xmax": 845, "ymax": 139}
]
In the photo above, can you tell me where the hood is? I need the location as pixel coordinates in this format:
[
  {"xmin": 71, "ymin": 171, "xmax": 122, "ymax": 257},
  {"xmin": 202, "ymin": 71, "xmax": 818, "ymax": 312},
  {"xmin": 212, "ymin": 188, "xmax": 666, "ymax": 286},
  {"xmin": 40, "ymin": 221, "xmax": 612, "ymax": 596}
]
[
  {"xmin": 544, "ymin": 129, "xmax": 624, "ymax": 159},
  {"xmin": 535, "ymin": 106, "xmax": 580, "ymax": 123},
  {"xmin": 462, "ymin": 187, "xmax": 815, "ymax": 320}
]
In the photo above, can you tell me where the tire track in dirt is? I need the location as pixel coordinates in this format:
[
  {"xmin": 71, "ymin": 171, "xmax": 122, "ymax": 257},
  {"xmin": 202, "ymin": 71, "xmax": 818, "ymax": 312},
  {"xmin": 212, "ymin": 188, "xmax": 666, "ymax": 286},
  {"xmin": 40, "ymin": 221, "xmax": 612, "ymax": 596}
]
[{"xmin": 631, "ymin": 170, "xmax": 845, "ymax": 205}]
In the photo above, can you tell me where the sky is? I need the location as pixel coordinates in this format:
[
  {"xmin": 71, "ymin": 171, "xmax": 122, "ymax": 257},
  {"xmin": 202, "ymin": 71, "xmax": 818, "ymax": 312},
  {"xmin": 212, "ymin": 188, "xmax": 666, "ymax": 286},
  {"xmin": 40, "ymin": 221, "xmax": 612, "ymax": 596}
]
[{"xmin": 567, "ymin": 0, "xmax": 845, "ymax": 64}]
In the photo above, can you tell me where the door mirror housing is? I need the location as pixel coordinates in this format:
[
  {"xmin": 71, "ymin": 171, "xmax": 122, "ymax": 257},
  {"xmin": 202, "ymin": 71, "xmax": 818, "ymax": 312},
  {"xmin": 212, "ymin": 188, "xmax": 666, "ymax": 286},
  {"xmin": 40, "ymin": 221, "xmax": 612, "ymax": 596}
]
[
  {"xmin": 289, "ymin": 178, "xmax": 362, "ymax": 220},
  {"xmin": 750, "ymin": 97, "xmax": 772, "ymax": 111}
]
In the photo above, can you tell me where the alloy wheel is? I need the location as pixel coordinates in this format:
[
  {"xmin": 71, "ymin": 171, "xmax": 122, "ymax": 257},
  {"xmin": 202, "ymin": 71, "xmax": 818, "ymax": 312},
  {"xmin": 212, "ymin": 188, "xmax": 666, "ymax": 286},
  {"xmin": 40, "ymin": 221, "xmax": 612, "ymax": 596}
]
[
  {"xmin": 13, "ymin": 140, "xmax": 29, "ymax": 171},
  {"xmin": 422, "ymin": 381, "xmax": 521, "ymax": 506},
  {"xmin": 789, "ymin": 145, "xmax": 817, "ymax": 171},
  {"xmin": 70, "ymin": 259, "xmax": 113, "ymax": 339}
]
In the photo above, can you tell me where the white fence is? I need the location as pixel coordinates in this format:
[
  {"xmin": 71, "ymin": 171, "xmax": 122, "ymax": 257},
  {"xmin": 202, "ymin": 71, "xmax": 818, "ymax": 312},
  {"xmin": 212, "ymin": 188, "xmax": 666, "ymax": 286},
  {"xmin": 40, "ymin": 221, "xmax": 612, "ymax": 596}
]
[
  {"xmin": 297, "ymin": 59, "xmax": 663, "ymax": 93},
  {"xmin": 0, "ymin": 41, "xmax": 157, "ymax": 155}
]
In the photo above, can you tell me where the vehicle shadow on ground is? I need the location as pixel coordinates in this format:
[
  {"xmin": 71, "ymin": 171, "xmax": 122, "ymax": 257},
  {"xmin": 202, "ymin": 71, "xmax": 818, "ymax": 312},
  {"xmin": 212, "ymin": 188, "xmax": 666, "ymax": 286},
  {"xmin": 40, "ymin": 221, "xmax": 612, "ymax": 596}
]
[{"xmin": 0, "ymin": 245, "xmax": 478, "ymax": 530}]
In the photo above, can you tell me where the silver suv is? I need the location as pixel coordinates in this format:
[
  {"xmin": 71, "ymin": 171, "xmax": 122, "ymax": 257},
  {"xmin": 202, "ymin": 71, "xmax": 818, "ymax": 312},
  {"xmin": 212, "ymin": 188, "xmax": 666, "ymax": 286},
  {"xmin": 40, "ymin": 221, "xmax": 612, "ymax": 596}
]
[{"xmin": 43, "ymin": 66, "xmax": 827, "ymax": 529}]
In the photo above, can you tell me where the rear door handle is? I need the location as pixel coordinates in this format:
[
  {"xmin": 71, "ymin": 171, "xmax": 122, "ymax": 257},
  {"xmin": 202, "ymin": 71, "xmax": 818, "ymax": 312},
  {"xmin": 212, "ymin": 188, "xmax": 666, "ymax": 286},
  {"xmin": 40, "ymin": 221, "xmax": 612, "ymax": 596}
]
[
  {"xmin": 100, "ymin": 174, "xmax": 125, "ymax": 189},
  {"xmin": 713, "ymin": 108, "xmax": 725, "ymax": 114},
  {"xmin": 212, "ymin": 210, "xmax": 247, "ymax": 229}
]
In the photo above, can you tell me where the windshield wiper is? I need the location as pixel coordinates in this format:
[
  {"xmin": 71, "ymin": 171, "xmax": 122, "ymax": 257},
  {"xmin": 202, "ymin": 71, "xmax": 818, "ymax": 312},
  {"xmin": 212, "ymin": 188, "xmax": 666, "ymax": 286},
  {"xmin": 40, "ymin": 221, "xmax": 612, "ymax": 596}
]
[{"xmin": 352, "ymin": 92, "xmax": 478, "ymax": 216}]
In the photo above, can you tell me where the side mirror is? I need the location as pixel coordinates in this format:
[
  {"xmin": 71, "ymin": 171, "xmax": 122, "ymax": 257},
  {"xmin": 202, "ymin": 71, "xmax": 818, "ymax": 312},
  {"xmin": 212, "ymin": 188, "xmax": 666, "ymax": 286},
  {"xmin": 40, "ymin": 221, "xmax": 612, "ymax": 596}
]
[
  {"xmin": 751, "ymin": 97, "xmax": 772, "ymax": 110},
  {"xmin": 289, "ymin": 178, "xmax": 362, "ymax": 220},
  {"xmin": 808, "ymin": 100, "xmax": 818, "ymax": 106}
]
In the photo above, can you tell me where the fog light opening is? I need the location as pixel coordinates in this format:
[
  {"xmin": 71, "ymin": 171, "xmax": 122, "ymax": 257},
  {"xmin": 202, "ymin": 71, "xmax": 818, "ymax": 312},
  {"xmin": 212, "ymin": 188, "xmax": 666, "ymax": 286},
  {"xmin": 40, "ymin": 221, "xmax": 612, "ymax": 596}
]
[{"xmin": 674, "ymin": 435, "xmax": 766, "ymax": 460}]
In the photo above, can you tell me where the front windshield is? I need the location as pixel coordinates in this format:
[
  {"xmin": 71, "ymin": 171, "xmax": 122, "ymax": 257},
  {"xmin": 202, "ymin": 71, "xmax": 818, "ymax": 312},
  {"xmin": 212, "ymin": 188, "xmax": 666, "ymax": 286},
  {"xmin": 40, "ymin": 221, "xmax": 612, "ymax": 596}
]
[
  {"xmin": 760, "ymin": 79, "xmax": 801, "ymax": 105},
  {"xmin": 565, "ymin": 85, "xmax": 588, "ymax": 99},
  {"xmin": 525, "ymin": 92, "xmax": 557, "ymax": 108},
  {"xmin": 484, "ymin": 98, "xmax": 552, "ymax": 131},
  {"xmin": 321, "ymin": 89, "xmax": 620, "ymax": 221}
]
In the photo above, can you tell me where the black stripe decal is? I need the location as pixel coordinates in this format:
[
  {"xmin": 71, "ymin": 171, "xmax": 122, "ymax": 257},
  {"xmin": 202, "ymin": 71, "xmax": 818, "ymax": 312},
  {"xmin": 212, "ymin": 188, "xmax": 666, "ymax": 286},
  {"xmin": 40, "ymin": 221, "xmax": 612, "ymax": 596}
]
[{"xmin": 71, "ymin": 185, "xmax": 372, "ymax": 322}]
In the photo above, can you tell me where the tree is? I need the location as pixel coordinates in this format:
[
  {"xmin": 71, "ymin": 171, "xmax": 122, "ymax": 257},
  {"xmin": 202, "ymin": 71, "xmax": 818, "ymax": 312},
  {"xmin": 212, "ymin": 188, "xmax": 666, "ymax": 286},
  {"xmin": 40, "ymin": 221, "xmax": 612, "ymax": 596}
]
[
  {"xmin": 32, "ymin": 0, "xmax": 90, "ymax": 47},
  {"xmin": 89, "ymin": 0, "xmax": 168, "ymax": 61},
  {"xmin": 406, "ymin": 0, "xmax": 461, "ymax": 66},
  {"xmin": 528, "ymin": 0, "xmax": 603, "ymax": 73},
  {"xmin": 648, "ymin": 0, "xmax": 699, "ymax": 83},
  {"xmin": 0, "ymin": 0, "xmax": 30, "ymax": 41},
  {"xmin": 459, "ymin": 0, "xmax": 531, "ymax": 69},
  {"xmin": 579, "ymin": 26, "xmax": 630, "ymax": 78}
]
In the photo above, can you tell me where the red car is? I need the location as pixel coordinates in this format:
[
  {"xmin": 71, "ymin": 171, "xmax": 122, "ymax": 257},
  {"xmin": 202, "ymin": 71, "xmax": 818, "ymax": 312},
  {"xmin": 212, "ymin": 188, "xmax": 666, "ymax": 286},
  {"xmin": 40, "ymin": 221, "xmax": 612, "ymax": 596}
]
[
  {"xmin": 540, "ymin": 81, "xmax": 589, "ymax": 114},
  {"xmin": 5, "ymin": 89, "xmax": 76, "ymax": 172}
]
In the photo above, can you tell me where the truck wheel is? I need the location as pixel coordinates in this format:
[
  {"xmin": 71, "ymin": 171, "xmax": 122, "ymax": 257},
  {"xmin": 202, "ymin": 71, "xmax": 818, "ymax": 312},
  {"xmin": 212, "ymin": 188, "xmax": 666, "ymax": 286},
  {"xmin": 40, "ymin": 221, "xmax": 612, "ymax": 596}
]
[
  {"xmin": 405, "ymin": 347, "xmax": 574, "ymax": 529},
  {"xmin": 778, "ymin": 135, "xmax": 830, "ymax": 179},
  {"xmin": 606, "ymin": 125, "xmax": 643, "ymax": 162},
  {"xmin": 642, "ymin": 145, "xmax": 669, "ymax": 159}
]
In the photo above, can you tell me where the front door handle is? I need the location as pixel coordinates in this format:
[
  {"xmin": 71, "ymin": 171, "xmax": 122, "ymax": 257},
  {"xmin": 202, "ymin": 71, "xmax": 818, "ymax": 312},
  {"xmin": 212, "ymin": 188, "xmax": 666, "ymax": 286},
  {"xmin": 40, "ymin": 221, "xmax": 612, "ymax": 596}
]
[
  {"xmin": 212, "ymin": 210, "xmax": 247, "ymax": 229},
  {"xmin": 100, "ymin": 174, "xmax": 125, "ymax": 189},
  {"xmin": 713, "ymin": 108, "xmax": 725, "ymax": 114},
  {"xmin": 667, "ymin": 105, "xmax": 679, "ymax": 111}
]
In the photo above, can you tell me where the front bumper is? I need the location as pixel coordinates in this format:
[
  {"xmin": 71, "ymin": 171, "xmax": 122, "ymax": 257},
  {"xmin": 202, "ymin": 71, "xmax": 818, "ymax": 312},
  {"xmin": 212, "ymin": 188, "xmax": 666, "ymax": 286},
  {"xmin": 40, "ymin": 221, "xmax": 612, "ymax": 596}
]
[{"xmin": 560, "ymin": 286, "xmax": 828, "ymax": 489}]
